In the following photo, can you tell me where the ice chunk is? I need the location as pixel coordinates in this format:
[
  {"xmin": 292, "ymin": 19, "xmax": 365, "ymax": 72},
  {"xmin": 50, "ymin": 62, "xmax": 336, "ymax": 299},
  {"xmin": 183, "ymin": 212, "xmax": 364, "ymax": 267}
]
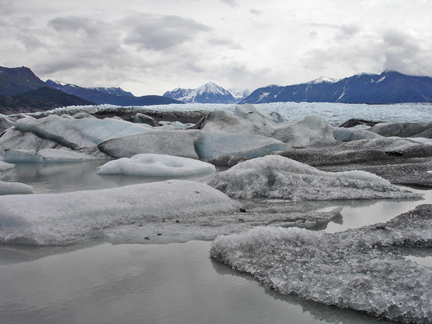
[
  {"xmin": 14, "ymin": 115, "xmax": 152, "ymax": 150},
  {"xmin": 273, "ymin": 116, "xmax": 340, "ymax": 147},
  {"xmin": 234, "ymin": 104, "xmax": 276, "ymax": 126},
  {"xmin": 369, "ymin": 120, "xmax": 432, "ymax": 138},
  {"xmin": 97, "ymin": 154, "xmax": 215, "ymax": 177},
  {"xmin": 195, "ymin": 132, "xmax": 288, "ymax": 160},
  {"xmin": 0, "ymin": 114, "xmax": 15, "ymax": 132},
  {"xmin": 99, "ymin": 130, "xmax": 201, "ymax": 159},
  {"xmin": 0, "ymin": 180, "xmax": 33, "ymax": 195},
  {"xmin": 0, "ymin": 127, "xmax": 62, "ymax": 157},
  {"xmin": 0, "ymin": 180, "xmax": 239, "ymax": 245},
  {"xmin": 332, "ymin": 127, "xmax": 381, "ymax": 142},
  {"xmin": 132, "ymin": 113, "xmax": 159, "ymax": 126},
  {"xmin": 210, "ymin": 204, "xmax": 432, "ymax": 323},
  {"xmin": 200, "ymin": 110, "xmax": 273, "ymax": 137},
  {"xmin": 208, "ymin": 155, "xmax": 421, "ymax": 200},
  {"xmin": 4, "ymin": 148, "xmax": 97, "ymax": 163}
]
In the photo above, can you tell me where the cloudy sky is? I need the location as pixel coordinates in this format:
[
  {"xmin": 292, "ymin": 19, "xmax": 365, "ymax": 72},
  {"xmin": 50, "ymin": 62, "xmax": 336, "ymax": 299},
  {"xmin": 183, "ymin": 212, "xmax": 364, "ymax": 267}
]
[{"xmin": 1, "ymin": 0, "xmax": 431, "ymax": 96}]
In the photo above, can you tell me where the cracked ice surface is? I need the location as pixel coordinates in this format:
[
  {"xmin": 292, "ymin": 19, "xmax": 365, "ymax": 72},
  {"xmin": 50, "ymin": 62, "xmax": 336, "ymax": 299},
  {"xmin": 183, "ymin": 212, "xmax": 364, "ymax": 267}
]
[
  {"xmin": 208, "ymin": 155, "xmax": 422, "ymax": 201},
  {"xmin": 210, "ymin": 204, "xmax": 432, "ymax": 323}
]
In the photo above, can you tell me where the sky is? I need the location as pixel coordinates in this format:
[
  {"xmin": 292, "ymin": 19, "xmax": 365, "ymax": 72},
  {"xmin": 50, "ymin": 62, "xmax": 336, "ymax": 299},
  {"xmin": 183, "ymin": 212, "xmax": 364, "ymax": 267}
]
[{"xmin": 0, "ymin": 0, "xmax": 431, "ymax": 96}]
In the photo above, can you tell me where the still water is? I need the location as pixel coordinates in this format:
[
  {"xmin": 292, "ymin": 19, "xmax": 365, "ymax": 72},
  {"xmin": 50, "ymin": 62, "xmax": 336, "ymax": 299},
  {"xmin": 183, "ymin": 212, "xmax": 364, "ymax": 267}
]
[{"xmin": 0, "ymin": 162, "xmax": 431, "ymax": 324}]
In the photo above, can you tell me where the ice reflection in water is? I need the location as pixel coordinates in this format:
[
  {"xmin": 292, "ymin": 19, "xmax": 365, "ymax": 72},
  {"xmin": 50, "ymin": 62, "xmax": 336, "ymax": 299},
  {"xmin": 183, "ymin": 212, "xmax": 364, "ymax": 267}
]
[{"xmin": 0, "ymin": 162, "xmax": 430, "ymax": 323}]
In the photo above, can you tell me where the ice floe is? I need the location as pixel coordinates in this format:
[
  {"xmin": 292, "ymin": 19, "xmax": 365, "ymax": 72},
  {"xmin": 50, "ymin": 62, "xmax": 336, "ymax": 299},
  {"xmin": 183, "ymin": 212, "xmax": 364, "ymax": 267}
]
[
  {"xmin": 97, "ymin": 154, "xmax": 215, "ymax": 177},
  {"xmin": 210, "ymin": 204, "xmax": 432, "ymax": 323},
  {"xmin": 208, "ymin": 155, "xmax": 422, "ymax": 200}
]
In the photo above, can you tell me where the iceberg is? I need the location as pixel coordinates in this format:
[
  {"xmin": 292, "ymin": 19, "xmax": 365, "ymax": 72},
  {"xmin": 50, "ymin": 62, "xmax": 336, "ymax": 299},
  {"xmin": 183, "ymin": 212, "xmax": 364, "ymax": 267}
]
[
  {"xmin": 195, "ymin": 132, "xmax": 288, "ymax": 160},
  {"xmin": 369, "ymin": 120, "xmax": 432, "ymax": 138},
  {"xmin": 233, "ymin": 104, "xmax": 277, "ymax": 126},
  {"xmin": 208, "ymin": 155, "xmax": 421, "ymax": 200},
  {"xmin": 210, "ymin": 204, "xmax": 432, "ymax": 323},
  {"xmin": 99, "ymin": 130, "xmax": 201, "ymax": 159},
  {"xmin": 273, "ymin": 116, "xmax": 340, "ymax": 147},
  {"xmin": 0, "ymin": 114, "xmax": 15, "ymax": 132},
  {"xmin": 0, "ymin": 180, "xmax": 239, "ymax": 245},
  {"xmin": 97, "ymin": 154, "xmax": 215, "ymax": 177},
  {"xmin": 0, "ymin": 180, "xmax": 33, "ymax": 195},
  {"xmin": 14, "ymin": 115, "xmax": 153, "ymax": 150},
  {"xmin": 332, "ymin": 127, "xmax": 381, "ymax": 142},
  {"xmin": 199, "ymin": 110, "xmax": 273, "ymax": 137},
  {"xmin": 0, "ymin": 127, "xmax": 62, "ymax": 157}
]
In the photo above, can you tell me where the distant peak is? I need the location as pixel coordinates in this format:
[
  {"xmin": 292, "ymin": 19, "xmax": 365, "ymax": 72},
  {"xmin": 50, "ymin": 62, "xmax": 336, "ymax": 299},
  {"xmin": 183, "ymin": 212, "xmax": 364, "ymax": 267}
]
[{"xmin": 309, "ymin": 77, "xmax": 340, "ymax": 84}]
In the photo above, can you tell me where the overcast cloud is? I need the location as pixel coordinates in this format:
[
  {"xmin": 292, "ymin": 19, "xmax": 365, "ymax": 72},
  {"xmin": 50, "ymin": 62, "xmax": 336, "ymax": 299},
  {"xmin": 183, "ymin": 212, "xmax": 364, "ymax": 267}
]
[{"xmin": 0, "ymin": 0, "xmax": 430, "ymax": 95}]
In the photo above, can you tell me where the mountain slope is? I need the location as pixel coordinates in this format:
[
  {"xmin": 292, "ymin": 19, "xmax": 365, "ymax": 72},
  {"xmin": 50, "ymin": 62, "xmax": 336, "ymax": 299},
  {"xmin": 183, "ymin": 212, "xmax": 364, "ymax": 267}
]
[
  {"xmin": 46, "ymin": 80, "xmax": 181, "ymax": 106},
  {"xmin": 163, "ymin": 82, "xmax": 239, "ymax": 104},
  {"xmin": 0, "ymin": 87, "xmax": 94, "ymax": 114},
  {"xmin": 242, "ymin": 71, "xmax": 432, "ymax": 104},
  {"xmin": 0, "ymin": 66, "xmax": 47, "ymax": 96}
]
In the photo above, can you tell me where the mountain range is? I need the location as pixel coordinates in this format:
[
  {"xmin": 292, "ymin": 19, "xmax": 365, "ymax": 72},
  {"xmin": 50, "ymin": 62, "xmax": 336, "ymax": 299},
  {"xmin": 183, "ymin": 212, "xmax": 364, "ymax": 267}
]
[
  {"xmin": 1, "ymin": 66, "xmax": 431, "ymax": 115},
  {"xmin": 46, "ymin": 80, "xmax": 181, "ymax": 106},
  {"xmin": 241, "ymin": 71, "xmax": 432, "ymax": 104},
  {"xmin": 163, "ymin": 82, "xmax": 248, "ymax": 104},
  {"xmin": 0, "ymin": 66, "xmax": 182, "ymax": 114}
]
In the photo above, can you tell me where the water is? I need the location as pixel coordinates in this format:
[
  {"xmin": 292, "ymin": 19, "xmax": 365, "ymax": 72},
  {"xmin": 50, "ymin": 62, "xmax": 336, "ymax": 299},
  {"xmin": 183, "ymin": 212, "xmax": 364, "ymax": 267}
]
[{"xmin": 0, "ymin": 162, "xmax": 431, "ymax": 324}]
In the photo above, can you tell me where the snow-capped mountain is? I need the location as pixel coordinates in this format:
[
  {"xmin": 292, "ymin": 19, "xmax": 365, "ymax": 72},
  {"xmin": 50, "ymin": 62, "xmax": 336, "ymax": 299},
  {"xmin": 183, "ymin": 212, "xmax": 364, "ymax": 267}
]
[
  {"xmin": 228, "ymin": 88, "xmax": 251, "ymax": 101},
  {"xmin": 242, "ymin": 71, "xmax": 432, "ymax": 104},
  {"xmin": 163, "ymin": 82, "xmax": 241, "ymax": 104},
  {"xmin": 91, "ymin": 87, "xmax": 134, "ymax": 97}
]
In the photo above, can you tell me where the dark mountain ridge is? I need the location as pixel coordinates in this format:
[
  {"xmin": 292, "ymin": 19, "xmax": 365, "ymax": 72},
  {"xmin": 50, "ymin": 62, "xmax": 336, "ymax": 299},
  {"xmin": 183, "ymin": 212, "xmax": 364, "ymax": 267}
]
[
  {"xmin": 0, "ymin": 87, "xmax": 94, "ymax": 114},
  {"xmin": 0, "ymin": 66, "xmax": 47, "ymax": 96},
  {"xmin": 46, "ymin": 80, "xmax": 182, "ymax": 106},
  {"xmin": 242, "ymin": 71, "xmax": 432, "ymax": 104}
]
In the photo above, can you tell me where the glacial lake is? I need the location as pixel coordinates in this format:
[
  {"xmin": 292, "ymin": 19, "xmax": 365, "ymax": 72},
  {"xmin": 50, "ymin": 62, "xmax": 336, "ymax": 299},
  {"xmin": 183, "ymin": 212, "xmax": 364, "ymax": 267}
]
[{"xmin": 0, "ymin": 161, "xmax": 431, "ymax": 324}]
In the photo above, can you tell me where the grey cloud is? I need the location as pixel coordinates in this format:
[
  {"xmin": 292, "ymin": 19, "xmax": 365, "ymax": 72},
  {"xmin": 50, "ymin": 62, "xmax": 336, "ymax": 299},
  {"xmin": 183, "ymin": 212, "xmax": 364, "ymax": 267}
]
[
  {"xmin": 302, "ymin": 29, "xmax": 432, "ymax": 77},
  {"xmin": 249, "ymin": 9, "xmax": 261, "ymax": 16},
  {"xmin": 309, "ymin": 31, "xmax": 318, "ymax": 39},
  {"xmin": 335, "ymin": 24, "xmax": 361, "ymax": 42},
  {"xmin": 382, "ymin": 30, "xmax": 427, "ymax": 73},
  {"xmin": 122, "ymin": 14, "xmax": 212, "ymax": 51},
  {"xmin": 0, "ymin": 0, "xmax": 14, "ymax": 15},
  {"xmin": 17, "ymin": 33, "xmax": 45, "ymax": 51},
  {"xmin": 207, "ymin": 37, "xmax": 242, "ymax": 49},
  {"xmin": 220, "ymin": 0, "xmax": 238, "ymax": 8},
  {"xmin": 49, "ymin": 16, "xmax": 105, "ymax": 37}
]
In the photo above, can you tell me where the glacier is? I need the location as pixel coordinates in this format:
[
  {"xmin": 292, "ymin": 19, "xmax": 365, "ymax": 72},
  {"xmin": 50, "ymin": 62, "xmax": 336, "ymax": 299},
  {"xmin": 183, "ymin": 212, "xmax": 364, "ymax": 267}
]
[
  {"xmin": 210, "ymin": 204, "xmax": 432, "ymax": 323},
  {"xmin": 33, "ymin": 102, "xmax": 432, "ymax": 126}
]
